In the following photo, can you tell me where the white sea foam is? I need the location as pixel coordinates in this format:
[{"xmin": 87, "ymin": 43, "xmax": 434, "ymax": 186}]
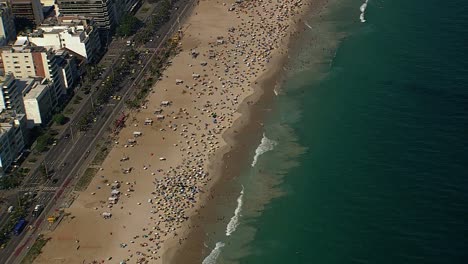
[
  {"xmin": 360, "ymin": 0, "xmax": 369, "ymax": 22},
  {"xmin": 251, "ymin": 134, "xmax": 277, "ymax": 167},
  {"xmin": 202, "ymin": 242, "xmax": 225, "ymax": 264},
  {"xmin": 304, "ymin": 21, "xmax": 312, "ymax": 29},
  {"xmin": 273, "ymin": 88, "xmax": 279, "ymax": 96},
  {"xmin": 226, "ymin": 186, "xmax": 245, "ymax": 236}
]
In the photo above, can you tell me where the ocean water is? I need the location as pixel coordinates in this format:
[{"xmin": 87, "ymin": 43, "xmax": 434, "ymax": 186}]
[{"xmin": 202, "ymin": 0, "xmax": 468, "ymax": 263}]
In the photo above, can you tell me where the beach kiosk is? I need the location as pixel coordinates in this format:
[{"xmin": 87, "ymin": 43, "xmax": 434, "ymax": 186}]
[
  {"xmin": 156, "ymin": 115, "xmax": 165, "ymax": 120},
  {"xmin": 133, "ymin": 131, "xmax": 143, "ymax": 137},
  {"xmin": 175, "ymin": 79, "xmax": 184, "ymax": 85}
]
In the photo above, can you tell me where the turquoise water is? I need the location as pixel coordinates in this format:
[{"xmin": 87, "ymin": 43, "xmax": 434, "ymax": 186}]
[{"xmin": 203, "ymin": 0, "xmax": 468, "ymax": 263}]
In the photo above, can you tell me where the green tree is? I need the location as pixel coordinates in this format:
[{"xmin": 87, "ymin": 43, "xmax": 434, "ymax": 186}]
[
  {"xmin": 78, "ymin": 114, "xmax": 90, "ymax": 131},
  {"xmin": 116, "ymin": 15, "xmax": 140, "ymax": 37},
  {"xmin": 53, "ymin": 113, "xmax": 67, "ymax": 125},
  {"xmin": 36, "ymin": 133, "xmax": 52, "ymax": 152},
  {"xmin": 0, "ymin": 173, "xmax": 22, "ymax": 190}
]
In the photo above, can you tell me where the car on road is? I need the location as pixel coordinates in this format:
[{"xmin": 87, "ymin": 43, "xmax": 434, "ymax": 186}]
[{"xmin": 32, "ymin": 204, "xmax": 43, "ymax": 218}]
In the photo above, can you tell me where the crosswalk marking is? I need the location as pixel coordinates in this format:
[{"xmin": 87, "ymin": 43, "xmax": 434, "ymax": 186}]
[
  {"xmin": 43, "ymin": 187, "xmax": 59, "ymax": 192},
  {"xmin": 20, "ymin": 186, "xmax": 59, "ymax": 192}
]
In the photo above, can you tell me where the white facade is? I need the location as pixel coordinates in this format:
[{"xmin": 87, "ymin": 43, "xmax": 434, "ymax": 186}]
[
  {"xmin": 21, "ymin": 78, "xmax": 54, "ymax": 127},
  {"xmin": 1, "ymin": 38, "xmax": 63, "ymax": 102},
  {"xmin": 27, "ymin": 18, "xmax": 101, "ymax": 63},
  {"xmin": 2, "ymin": 38, "xmax": 52, "ymax": 79}
]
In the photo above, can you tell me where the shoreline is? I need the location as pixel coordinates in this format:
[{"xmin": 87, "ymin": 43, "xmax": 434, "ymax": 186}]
[
  {"xmin": 170, "ymin": 53, "xmax": 285, "ymax": 263},
  {"xmin": 170, "ymin": 1, "xmax": 320, "ymax": 263},
  {"xmin": 34, "ymin": 0, "xmax": 311, "ymax": 263}
]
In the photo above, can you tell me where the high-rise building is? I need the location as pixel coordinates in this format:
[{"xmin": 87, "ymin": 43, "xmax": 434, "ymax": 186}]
[
  {"xmin": 0, "ymin": 73, "xmax": 25, "ymax": 114},
  {"xmin": 19, "ymin": 77, "xmax": 55, "ymax": 127},
  {"xmin": 56, "ymin": 0, "xmax": 119, "ymax": 30},
  {"xmin": 1, "ymin": 38, "xmax": 64, "ymax": 104},
  {"xmin": 55, "ymin": 49, "xmax": 79, "ymax": 92},
  {"xmin": 0, "ymin": 110, "xmax": 26, "ymax": 176},
  {"xmin": 10, "ymin": 0, "xmax": 44, "ymax": 29},
  {"xmin": 0, "ymin": 2, "xmax": 16, "ymax": 46},
  {"xmin": 27, "ymin": 16, "xmax": 102, "ymax": 63}
]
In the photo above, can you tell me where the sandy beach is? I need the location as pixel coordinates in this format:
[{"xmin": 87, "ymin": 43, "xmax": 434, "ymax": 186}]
[{"xmin": 34, "ymin": 0, "xmax": 308, "ymax": 263}]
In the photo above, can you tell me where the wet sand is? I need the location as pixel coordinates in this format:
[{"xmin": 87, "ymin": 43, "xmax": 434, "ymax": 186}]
[{"xmin": 35, "ymin": 0, "xmax": 309, "ymax": 263}]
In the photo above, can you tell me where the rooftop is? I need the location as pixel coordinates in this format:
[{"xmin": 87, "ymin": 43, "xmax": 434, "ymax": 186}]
[
  {"xmin": 22, "ymin": 79, "xmax": 49, "ymax": 100},
  {"xmin": 1, "ymin": 37, "xmax": 52, "ymax": 53},
  {"xmin": 0, "ymin": 110, "xmax": 24, "ymax": 125}
]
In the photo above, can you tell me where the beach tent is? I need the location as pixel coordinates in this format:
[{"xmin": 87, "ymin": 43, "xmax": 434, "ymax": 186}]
[
  {"xmin": 156, "ymin": 115, "xmax": 165, "ymax": 120},
  {"xmin": 144, "ymin": 118, "xmax": 153, "ymax": 125},
  {"xmin": 160, "ymin": 101, "xmax": 171, "ymax": 106},
  {"xmin": 176, "ymin": 79, "xmax": 184, "ymax": 84},
  {"xmin": 102, "ymin": 212, "xmax": 112, "ymax": 218},
  {"xmin": 208, "ymin": 50, "xmax": 216, "ymax": 59},
  {"xmin": 133, "ymin": 131, "xmax": 143, "ymax": 137},
  {"xmin": 111, "ymin": 190, "xmax": 120, "ymax": 196},
  {"xmin": 122, "ymin": 167, "xmax": 132, "ymax": 174}
]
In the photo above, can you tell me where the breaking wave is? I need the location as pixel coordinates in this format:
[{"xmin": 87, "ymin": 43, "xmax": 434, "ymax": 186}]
[
  {"xmin": 251, "ymin": 134, "xmax": 277, "ymax": 167},
  {"xmin": 226, "ymin": 186, "xmax": 244, "ymax": 236},
  {"xmin": 202, "ymin": 242, "xmax": 225, "ymax": 264},
  {"xmin": 360, "ymin": 0, "xmax": 369, "ymax": 22}
]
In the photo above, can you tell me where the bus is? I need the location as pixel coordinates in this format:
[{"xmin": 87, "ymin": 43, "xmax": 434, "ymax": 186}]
[{"xmin": 13, "ymin": 219, "xmax": 27, "ymax": 235}]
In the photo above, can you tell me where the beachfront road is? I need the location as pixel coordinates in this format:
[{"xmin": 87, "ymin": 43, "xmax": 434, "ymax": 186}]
[{"xmin": 0, "ymin": 0, "xmax": 196, "ymax": 263}]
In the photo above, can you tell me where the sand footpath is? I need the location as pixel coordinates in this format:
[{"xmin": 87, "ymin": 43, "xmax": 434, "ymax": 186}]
[{"xmin": 35, "ymin": 0, "xmax": 308, "ymax": 263}]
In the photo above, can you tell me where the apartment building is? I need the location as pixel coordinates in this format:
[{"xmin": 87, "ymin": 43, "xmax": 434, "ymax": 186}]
[
  {"xmin": 27, "ymin": 16, "xmax": 102, "ymax": 63},
  {"xmin": 10, "ymin": 0, "xmax": 44, "ymax": 28},
  {"xmin": 0, "ymin": 73, "xmax": 25, "ymax": 113},
  {"xmin": 1, "ymin": 38, "xmax": 63, "ymax": 103},
  {"xmin": 0, "ymin": 2, "xmax": 16, "ymax": 46},
  {"xmin": 55, "ymin": 49, "xmax": 79, "ymax": 91},
  {"xmin": 0, "ymin": 110, "xmax": 26, "ymax": 176},
  {"xmin": 56, "ymin": 0, "xmax": 119, "ymax": 30},
  {"xmin": 19, "ymin": 77, "xmax": 54, "ymax": 127}
]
